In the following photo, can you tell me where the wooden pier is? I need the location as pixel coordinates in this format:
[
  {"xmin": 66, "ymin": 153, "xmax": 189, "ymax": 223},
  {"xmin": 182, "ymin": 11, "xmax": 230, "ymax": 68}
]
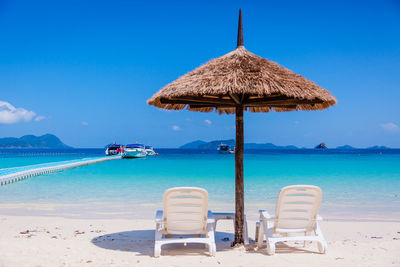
[{"xmin": 0, "ymin": 155, "xmax": 121, "ymax": 186}]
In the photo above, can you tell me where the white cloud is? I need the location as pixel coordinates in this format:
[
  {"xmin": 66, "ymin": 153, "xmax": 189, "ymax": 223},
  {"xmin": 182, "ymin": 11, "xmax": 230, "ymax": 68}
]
[
  {"xmin": 204, "ymin": 119, "xmax": 212, "ymax": 126},
  {"xmin": 34, "ymin": 115, "xmax": 46, "ymax": 122},
  {"xmin": 81, "ymin": 121, "xmax": 89, "ymax": 126},
  {"xmin": 381, "ymin": 122, "xmax": 399, "ymax": 133},
  {"xmin": 172, "ymin": 125, "xmax": 181, "ymax": 131},
  {"xmin": 0, "ymin": 101, "xmax": 36, "ymax": 124},
  {"xmin": 294, "ymin": 120, "xmax": 300, "ymax": 125}
]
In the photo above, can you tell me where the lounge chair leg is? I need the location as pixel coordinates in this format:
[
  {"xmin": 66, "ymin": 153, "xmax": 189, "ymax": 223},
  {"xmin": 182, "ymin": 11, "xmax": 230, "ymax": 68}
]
[
  {"xmin": 244, "ymin": 216, "xmax": 249, "ymax": 245},
  {"xmin": 267, "ymin": 241, "xmax": 275, "ymax": 255},
  {"xmin": 154, "ymin": 226, "xmax": 163, "ymax": 257},
  {"xmin": 207, "ymin": 242, "xmax": 216, "ymax": 256},
  {"xmin": 154, "ymin": 242, "xmax": 161, "ymax": 257},
  {"xmin": 205, "ymin": 221, "xmax": 216, "ymax": 256},
  {"xmin": 317, "ymin": 241, "xmax": 327, "ymax": 254},
  {"xmin": 257, "ymin": 221, "xmax": 265, "ymax": 248},
  {"xmin": 315, "ymin": 222, "xmax": 327, "ymax": 253}
]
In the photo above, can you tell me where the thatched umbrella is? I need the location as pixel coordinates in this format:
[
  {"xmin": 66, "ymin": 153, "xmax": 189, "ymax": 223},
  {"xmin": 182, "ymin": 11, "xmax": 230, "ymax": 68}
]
[{"xmin": 147, "ymin": 9, "xmax": 337, "ymax": 245}]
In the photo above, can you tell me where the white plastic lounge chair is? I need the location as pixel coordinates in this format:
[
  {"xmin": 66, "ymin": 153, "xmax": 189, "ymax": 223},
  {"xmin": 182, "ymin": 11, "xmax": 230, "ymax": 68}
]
[
  {"xmin": 154, "ymin": 187, "xmax": 216, "ymax": 257},
  {"xmin": 257, "ymin": 185, "xmax": 327, "ymax": 255}
]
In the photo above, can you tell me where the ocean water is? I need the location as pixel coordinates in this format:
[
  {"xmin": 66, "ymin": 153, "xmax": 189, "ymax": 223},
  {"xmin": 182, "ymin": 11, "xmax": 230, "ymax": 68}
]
[{"xmin": 0, "ymin": 149, "xmax": 399, "ymax": 221}]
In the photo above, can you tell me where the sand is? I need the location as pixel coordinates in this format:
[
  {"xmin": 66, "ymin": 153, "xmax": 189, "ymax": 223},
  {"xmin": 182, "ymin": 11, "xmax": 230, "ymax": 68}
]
[{"xmin": 0, "ymin": 215, "xmax": 399, "ymax": 267}]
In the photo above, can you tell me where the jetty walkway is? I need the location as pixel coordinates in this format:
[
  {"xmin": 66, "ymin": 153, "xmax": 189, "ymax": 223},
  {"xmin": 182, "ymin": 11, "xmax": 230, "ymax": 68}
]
[{"xmin": 0, "ymin": 155, "xmax": 121, "ymax": 186}]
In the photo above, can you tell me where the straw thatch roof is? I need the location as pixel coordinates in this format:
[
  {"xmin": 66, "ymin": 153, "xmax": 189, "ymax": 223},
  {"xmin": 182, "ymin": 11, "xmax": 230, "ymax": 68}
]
[{"xmin": 147, "ymin": 15, "xmax": 336, "ymax": 115}]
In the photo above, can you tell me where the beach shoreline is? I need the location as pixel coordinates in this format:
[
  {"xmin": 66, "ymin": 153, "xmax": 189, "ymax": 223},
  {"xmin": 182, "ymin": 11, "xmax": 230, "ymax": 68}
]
[
  {"xmin": 1, "ymin": 201, "xmax": 399, "ymax": 223},
  {"xmin": 1, "ymin": 215, "xmax": 399, "ymax": 266}
]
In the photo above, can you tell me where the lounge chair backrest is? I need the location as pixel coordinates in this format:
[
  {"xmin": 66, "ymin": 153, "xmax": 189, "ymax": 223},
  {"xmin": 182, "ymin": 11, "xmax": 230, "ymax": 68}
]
[
  {"xmin": 275, "ymin": 185, "xmax": 322, "ymax": 232},
  {"xmin": 163, "ymin": 187, "xmax": 208, "ymax": 235}
]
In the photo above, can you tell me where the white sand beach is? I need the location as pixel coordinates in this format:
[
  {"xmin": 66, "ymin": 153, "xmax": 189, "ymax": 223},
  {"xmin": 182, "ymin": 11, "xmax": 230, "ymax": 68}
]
[{"xmin": 0, "ymin": 215, "xmax": 399, "ymax": 267}]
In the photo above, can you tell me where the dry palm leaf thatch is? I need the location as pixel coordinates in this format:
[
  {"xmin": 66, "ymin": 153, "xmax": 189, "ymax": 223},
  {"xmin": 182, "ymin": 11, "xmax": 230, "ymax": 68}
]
[{"xmin": 147, "ymin": 48, "xmax": 337, "ymax": 114}]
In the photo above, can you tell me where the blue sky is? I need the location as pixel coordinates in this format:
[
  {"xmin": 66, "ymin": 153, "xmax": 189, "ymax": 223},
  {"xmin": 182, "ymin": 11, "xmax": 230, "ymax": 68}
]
[{"xmin": 1, "ymin": 0, "xmax": 399, "ymax": 148}]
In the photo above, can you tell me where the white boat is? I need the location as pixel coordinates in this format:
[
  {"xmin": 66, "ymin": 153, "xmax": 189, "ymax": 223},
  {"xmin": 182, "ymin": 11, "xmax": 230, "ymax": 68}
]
[
  {"xmin": 217, "ymin": 143, "xmax": 235, "ymax": 154},
  {"xmin": 145, "ymin": 145, "xmax": 157, "ymax": 156},
  {"xmin": 105, "ymin": 144, "xmax": 123, "ymax": 156},
  {"xmin": 123, "ymin": 144, "xmax": 147, "ymax": 158}
]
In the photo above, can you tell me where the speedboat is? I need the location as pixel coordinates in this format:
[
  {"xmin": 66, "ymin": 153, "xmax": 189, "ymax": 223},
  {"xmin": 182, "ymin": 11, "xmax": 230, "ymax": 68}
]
[
  {"xmin": 145, "ymin": 145, "xmax": 157, "ymax": 156},
  {"xmin": 123, "ymin": 144, "xmax": 147, "ymax": 158},
  {"xmin": 217, "ymin": 143, "xmax": 234, "ymax": 154},
  {"xmin": 105, "ymin": 143, "xmax": 123, "ymax": 156}
]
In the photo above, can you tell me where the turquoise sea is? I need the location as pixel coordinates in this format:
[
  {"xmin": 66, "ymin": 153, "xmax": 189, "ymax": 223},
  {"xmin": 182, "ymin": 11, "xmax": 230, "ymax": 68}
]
[{"xmin": 1, "ymin": 149, "xmax": 399, "ymax": 221}]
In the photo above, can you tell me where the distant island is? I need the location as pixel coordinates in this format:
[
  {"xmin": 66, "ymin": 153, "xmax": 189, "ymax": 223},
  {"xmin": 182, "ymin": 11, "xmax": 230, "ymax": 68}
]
[
  {"xmin": 0, "ymin": 134, "xmax": 72, "ymax": 149},
  {"xmin": 366, "ymin": 145, "xmax": 390, "ymax": 150},
  {"xmin": 180, "ymin": 139, "xmax": 298, "ymax": 150},
  {"xmin": 315, "ymin": 142, "xmax": 328, "ymax": 149},
  {"xmin": 336, "ymin": 145, "xmax": 355, "ymax": 150},
  {"xmin": 180, "ymin": 140, "xmax": 392, "ymax": 150}
]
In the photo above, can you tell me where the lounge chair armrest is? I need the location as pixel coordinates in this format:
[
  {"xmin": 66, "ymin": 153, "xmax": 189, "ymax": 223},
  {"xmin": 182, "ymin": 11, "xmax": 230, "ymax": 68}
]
[
  {"xmin": 259, "ymin": 210, "xmax": 274, "ymax": 220},
  {"xmin": 316, "ymin": 214, "xmax": 323, "ymax": 221},
  {"xmin": 155, "ymin": 210, "xmax": 163, "ymax": 223},
  {"xmin": 207, "ymin": 210, "xmax": 215, "ymax": 224}
]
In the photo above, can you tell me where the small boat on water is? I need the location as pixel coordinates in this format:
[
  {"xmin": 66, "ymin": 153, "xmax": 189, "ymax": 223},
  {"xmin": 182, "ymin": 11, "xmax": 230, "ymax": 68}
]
[
  {"xmin": 123, "ymin": 144, "xmax": 147, "ymax": 158},
  {"xmin": 217, "ymin": 143, "xmax": 235, "ymax": 154},
  {"xmin": 105, "ymin": 143, "xmax": 123, "ymax": 156},
  {"xmin": 145, "ymin": 145, "xmax": 157, "ymax": 156}
]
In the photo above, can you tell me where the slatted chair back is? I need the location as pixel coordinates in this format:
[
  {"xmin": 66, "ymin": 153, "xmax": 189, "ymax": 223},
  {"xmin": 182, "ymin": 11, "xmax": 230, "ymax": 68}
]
[
  {"xmin": 275, "ymin": 185, "xmax": 322, "ymax": 232},
  {"xmin": 163, "ymin": 187, "xmax": 209, "ymax": 235}
]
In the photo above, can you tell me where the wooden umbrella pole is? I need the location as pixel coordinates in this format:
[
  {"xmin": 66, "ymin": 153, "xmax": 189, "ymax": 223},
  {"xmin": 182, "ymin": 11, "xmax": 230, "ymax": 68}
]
[{"xmin": 234, "ymin": 104, "xmax": 244, "ymax": 245}]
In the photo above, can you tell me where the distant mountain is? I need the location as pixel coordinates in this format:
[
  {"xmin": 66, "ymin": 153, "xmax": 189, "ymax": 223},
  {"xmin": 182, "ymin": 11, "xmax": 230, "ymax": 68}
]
[
  {"xmin": 336, "ymin": 145, "xmax": 355, "ymax": 150},
  {"xmin": 367, "ymin": 145, "xmax": 390, "ymax": 150},
  {"xmin": 0, "ymin": 134, "xmax": 72, "ymax": 149},
  {"xmin": 179, "ymin": 140, "xmax": 207, "ymax": 149},
  {"xmin": 179, "ymin": 140, "xmax": 396, "ymax": 150},
  {"xmin": 246, "ymin": 143, "xmax": 298, "ymax": 150},
  {"xmin": 180, "ymin": 139, "xmax": 299, "ymax": 150}
]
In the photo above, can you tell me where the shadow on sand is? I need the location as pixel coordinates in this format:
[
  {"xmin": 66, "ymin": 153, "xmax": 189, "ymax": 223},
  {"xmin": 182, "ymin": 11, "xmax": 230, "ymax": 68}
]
[
  {"xmin": 91, "ymin": 230, "xmax": 236, "ymax": 257},
  {"xmin": 252, "ymin": 242, "xmax": 322, "ymax": 255},
  {"xmin": 92, "ymin": 229, "xmax": 320, "ymax": 257}
]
